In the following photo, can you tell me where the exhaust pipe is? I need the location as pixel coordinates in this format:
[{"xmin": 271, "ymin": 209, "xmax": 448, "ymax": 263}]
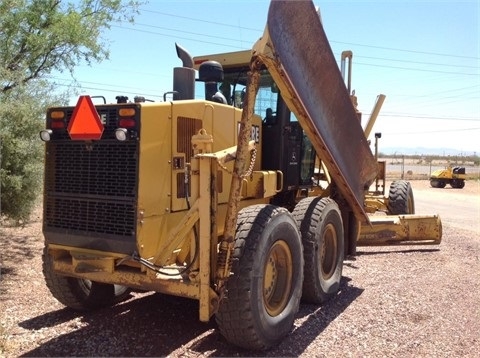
[{"xmin": 172, "ymin": 43, "xmax": 195, "ymax": 100}]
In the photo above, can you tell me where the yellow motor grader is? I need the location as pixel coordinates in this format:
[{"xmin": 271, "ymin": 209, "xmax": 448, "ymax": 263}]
[{"xmin": 40, "ymin": 0, "xmax": 442, "ymax": 350}]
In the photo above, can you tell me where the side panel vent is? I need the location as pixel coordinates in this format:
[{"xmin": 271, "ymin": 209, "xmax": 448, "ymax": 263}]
[{"xmin": 177, "ymin": 116, "xmax": 202, "ymax": 163}]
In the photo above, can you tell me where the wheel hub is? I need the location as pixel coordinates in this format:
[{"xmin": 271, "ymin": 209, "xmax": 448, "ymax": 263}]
[
  {"xmin": 263, "ymin": 240, "xmax": 293, "ymax": 316},
  {"xmin": 320, "ymin": 223, "xmax": 337, "ymax": 280}
]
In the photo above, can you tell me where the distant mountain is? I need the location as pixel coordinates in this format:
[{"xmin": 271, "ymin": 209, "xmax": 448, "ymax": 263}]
[{"xmin": 379, "ymin": 147, "xmax": 478, "ymax": 156}]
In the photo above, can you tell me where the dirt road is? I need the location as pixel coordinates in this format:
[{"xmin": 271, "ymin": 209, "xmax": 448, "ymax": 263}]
[
  {"xmin": 1, "ymin": 180, "xmax": 479, "ymax": 357},
  {"xmin": 412, "ymin": 180, "xmax": 480, "ymax": 231}
]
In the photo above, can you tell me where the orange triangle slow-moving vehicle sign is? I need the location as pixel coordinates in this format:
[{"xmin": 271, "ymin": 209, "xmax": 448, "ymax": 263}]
[{"xmin": 67, "ymin": 96, "xmax": 104, "ymax": 140}]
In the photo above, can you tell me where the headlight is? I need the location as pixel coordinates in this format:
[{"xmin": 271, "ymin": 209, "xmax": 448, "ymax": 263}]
[
  {"xmin": 115, "ymin": 128, "xmax": 128, "ymax": 141},
  {"xmin": 39, "ymin": 130, "xmax": 53, "ymax": 142}
]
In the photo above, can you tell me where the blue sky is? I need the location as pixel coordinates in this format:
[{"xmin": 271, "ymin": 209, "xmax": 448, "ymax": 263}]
[{"xmin": 54, "ymin": 0, "xmax": 479, "ymax": 154}]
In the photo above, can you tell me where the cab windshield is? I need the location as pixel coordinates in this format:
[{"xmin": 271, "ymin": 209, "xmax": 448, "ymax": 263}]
[{"xmin": 195, "ymin": 67, "xmax": 278, "ymax": 120}]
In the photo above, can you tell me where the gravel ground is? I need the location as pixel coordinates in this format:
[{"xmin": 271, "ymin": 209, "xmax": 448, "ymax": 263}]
[{"xmin": 1, "ymin": 180, "xmax": 479, "ymax": 357}]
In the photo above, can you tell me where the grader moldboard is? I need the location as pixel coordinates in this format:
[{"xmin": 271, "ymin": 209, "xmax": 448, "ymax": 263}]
[{"xmin": 40, "ymin": 0, "xmax": 442, "ymax": 350}]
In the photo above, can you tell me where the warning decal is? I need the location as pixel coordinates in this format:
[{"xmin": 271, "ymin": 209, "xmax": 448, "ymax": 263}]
[{"xmin": 67, "ymin": 96, "xmax": 104, "ymax": 140}]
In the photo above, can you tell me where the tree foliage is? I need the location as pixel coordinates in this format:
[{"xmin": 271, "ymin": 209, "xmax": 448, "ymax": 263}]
[
  {"xmin": 0, "ymin": 82, "xmax": 63, "ymax": 223},
  {"xmin": 0, "ymin": 0, "xmax": 140, "ymax": 222},
  {"xmin": 0, "ymin": 0, "xmax": 140, "ymax": 93}
]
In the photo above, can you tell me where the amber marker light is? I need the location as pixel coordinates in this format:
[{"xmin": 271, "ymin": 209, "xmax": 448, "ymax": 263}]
[
  {"xmin": 50, "ymin": 110, "xmax": 65, "ymax": 119},
  {"xmin": 118, "ymin": 108, "xmax": 136, "ymax": 117},
  {"xmin": 48, "ymin": 110, "xmax": 66, "ymax": 129},
  {"xmin": 118, "ymin": 107, "xmax": 137, "ymax": 128}
]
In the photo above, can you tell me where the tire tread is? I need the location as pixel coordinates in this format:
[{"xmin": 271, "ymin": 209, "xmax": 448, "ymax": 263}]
[
  {"xmin": 216, "ymin": 205, "xmax": 302, "ymax": 350},
  {"xmin": 388, "ymin": 180, "xmax": 415, "ymax": 215}
]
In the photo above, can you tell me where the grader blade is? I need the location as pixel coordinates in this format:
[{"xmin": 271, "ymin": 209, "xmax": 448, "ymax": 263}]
[
  {"xmin": 253, "ymin": 0, "xmax": 378, "ymax": 223},
  {"xmin": 358, "ymin": 215, "xmax": 442, "ymax": 246}
]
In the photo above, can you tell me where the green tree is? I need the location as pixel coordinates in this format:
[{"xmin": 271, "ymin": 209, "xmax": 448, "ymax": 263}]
[
  {"xmin": 0, "ymin": 82, "xmax": 64, "ymax": 223},
  {"xmin": 1, "ymin": 0, "xmax": 140, "ymax": 222}
]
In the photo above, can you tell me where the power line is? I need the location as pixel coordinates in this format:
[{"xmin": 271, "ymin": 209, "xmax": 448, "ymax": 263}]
[
  {"xmin": 49, "ymin": 76, "xmax": 164, "ymax": 93},
  {"xmin": 47, "ymin": 9, "xmax": 479, "ymax": 114},
  {"xmin": 128, "ymin": 22, "xmax": 244, "ymax": 44},
  {"xmin": 355, "ymin": 61, "xmax": 479, "ymax": 76},
  {"xmin": 355, "ymin": 54, "xmax": 478, "ymax": 70},
  {"xmin": 139, "ymin": 8, "xmax": 260, "ymax": 32},
  {"xmin": 330, "ymin": 40, "xmax": 479, "ymax": 60},
  {"xmin": 111, "ymin": 24, "xmax": 244, "ymax": 49},
  {"xmin": 379, "ymin": 113, "xmax": 480, "ymax": 121},
  {"xmin": 48, "ymin": 77, "xmax": 166, "ymax": 99},
  {"xmin": 138, "ymin": 8, "xmax": 480, "ymax": 61},
  {"xmin": 114, "ymin": 23, "xmax": 480, "ymax": 76},
  {"xmin": 383, "ymin": 127, "xmax": 480, "ymax": 135}
]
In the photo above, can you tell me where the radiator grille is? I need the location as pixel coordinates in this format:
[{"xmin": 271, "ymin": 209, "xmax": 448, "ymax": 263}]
[
  {"xmin": 43, "ymin": 106, "xmax": 139, "ymax": 254},
  {"xmin": 44, "ymin": 197, "xmax": 136, "ymax": 236},
  {"xmin": 44, "ymin": 141, "xmax": 137, "ymax": 197}
]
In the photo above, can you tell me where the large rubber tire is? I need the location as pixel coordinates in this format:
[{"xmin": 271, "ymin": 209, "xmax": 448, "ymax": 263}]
[
  {"xmin": 216, "ymin": 205, "xmax": 304, "ymax": 350},
  {"xmin": 292, "ymin": 197, "xmax": 344, "ymax": 304},
  {"xmin": 387, "ymin": 180, "xmax": 415, "ymax": 215},
  {"xmin": 451, "ymin": 179, "xmax": 465, "ymax": 189},
  {"xmin": 431, "ymin": 179, "xmax": 447, "ymax": 188},
  {"xmin": 42, "ymin": 246, "xmax": 131, "ymax": 310}
]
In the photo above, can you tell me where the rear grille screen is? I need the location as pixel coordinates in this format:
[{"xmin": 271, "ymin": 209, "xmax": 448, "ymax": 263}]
[
  {"xmin": 43, "ymin": 106, "xmax": 139, "ymax": 253},
  {"xmin": 44, "ymin": 141, "xmax": 137, "ymax": 197},
  {"xmin": 44, "ymin": 197, "xmax": 136, "ymax": 236}
]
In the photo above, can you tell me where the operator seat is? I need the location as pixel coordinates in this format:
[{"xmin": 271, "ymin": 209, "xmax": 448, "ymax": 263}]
[
  {"xmin": 264, "ymin": 108, "xmax": 276, "ymax": 125},
  {"xmin": 211, "ymin": 91, "xmax": 228, "ymax": 104}
]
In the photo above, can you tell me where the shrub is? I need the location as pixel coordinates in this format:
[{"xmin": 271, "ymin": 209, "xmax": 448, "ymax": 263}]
[{"xmin": 0, "ymin": 90, "xmax": 46, "ymax": 223}]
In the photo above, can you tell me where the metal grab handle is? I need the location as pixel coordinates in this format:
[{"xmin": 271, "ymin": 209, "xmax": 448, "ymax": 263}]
[{"xmin": 275, "ymin": 170, "xmax": 283, "ymax": 193}]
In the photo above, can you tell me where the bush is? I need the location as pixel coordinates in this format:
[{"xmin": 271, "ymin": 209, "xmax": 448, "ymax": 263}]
[{"xmin": 0, "ymin": 91, "xmax": 46, "ymax": 223}]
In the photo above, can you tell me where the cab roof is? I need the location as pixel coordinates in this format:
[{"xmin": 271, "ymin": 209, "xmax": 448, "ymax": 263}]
[{"xmin": 193, "ymin": 50, "xmax": 252, "ymax": 70}]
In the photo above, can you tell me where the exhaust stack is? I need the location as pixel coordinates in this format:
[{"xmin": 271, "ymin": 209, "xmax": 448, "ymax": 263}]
[{"xmin": 172, "ymin": 43, "xmax": 195, "ymax": 100}]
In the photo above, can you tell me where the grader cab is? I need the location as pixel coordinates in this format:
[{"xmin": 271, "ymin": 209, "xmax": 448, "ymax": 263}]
[{"xmin": 40, "ymin": 0, "xmax": 442, "ymax": 350}]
